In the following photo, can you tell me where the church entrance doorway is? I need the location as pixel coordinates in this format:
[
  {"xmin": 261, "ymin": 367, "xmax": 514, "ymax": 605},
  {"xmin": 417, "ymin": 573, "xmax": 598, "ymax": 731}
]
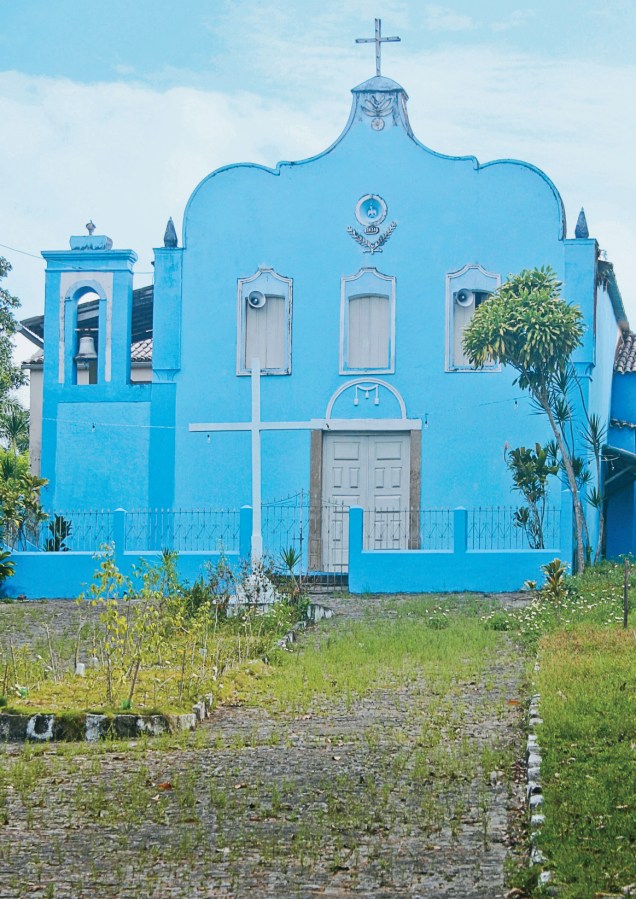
[{"xmin": 320, "ymin": 432, "xmax": 411, "ymax": 571}]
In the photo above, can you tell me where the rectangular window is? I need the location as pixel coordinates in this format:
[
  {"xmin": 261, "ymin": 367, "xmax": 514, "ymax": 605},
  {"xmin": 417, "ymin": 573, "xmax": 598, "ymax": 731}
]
[
  {"xmin": 347, "ymin": 294, "xmax": 390, "ymax": 369},
  {"xmin": 340, "ymin": 268, "xmax": 396, "ymax": 375},
  {"xmin": 237, "ymin": 267, "xmax": 292, "ymax": 375},
  {"xmin": 446, "ymin": 264, "xmax": 500, "ymax": 371},
  {"xmin": 245, "ymin": 295, "xmax": 286, "ymax": 370},
  {"xmin": 451, "ymin": 290, "xmax": 491, "ymax": 367}
]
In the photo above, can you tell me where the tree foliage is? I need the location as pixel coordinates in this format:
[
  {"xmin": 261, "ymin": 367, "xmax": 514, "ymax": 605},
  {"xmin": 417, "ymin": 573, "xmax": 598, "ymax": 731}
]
[
  {"xmin": 463, "ymin": 267, "xmax": 585, "ymax": 389},
  {"xmin": 463, "ymin": 267, "xmax": 588, "ymax": 571},
  {"xmin": 0, "ymin": 256, "xmax": 45, "ymax": 566},
  {"xmin": 507, "ymin": 443, "xmax": 559, "ymax": 549},
  {"xmin": 0, "ymin": 256, "xmax": 26, "ymax": 403},
  {"xmin": 0, "ymin": 449, "xmax": 47, "ymax": 550}
]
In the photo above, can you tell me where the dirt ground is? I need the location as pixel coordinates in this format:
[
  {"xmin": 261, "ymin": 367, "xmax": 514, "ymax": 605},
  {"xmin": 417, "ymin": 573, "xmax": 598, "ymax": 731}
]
[{"xmin": 0, "ymin": 594, "xmax": 529, "ymax": 898}]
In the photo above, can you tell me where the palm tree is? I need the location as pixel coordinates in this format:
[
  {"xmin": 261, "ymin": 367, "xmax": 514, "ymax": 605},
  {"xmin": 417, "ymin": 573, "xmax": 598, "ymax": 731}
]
[{"xmin": 0, "ymin": 401, "xmax": 29, "ymax": 456}]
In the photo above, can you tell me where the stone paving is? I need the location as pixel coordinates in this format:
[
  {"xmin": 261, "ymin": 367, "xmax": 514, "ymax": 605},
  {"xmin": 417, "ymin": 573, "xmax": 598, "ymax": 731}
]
[{"xmin": 0, "ymin": 594, "xmax": 528, "ymax": 898}]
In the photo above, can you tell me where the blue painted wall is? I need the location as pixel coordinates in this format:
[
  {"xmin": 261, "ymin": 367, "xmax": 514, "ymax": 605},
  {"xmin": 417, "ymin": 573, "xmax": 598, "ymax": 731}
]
[
  {"xmin": 348, "ymin": 498, "xmax": 573, "ymax": 594},
  {"xmin": 170, "ymin": 76, "xmax": 568, "ymax": 512},
  {"xmin": 2, "ymin": 508, "xmax": 253, "ymax": 600}
]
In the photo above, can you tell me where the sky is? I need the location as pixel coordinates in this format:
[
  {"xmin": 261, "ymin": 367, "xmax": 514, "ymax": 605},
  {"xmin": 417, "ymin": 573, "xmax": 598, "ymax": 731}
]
[{"xmin": 1, "ymin": 0, "xmax": 635, "ymax": 393}]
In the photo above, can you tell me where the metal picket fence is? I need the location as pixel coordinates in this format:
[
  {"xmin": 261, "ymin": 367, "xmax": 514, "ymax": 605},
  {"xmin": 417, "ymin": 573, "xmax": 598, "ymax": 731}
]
[
  {"xmin": 26, "ymin": 510, "xmax": 115, "ymax": 553},
  {"xmin": 12, "ymin": 501, "xmax": 561, "ymax": 586},
  {"xmin": 467, "ymin": 506, "xmax": 560, "ymax": 550},
  {"xmin": 125, "ymin": 508, "xmax": 240, "ymax": 553},
  {"xmin": 364, "ymin": 508, "xmax": 454, "ymax": 551}
]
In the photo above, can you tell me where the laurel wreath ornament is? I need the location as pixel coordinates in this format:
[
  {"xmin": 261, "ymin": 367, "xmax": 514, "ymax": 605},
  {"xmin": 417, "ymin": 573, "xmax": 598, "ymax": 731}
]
[
  {"xmin": 347, "ymin": 221, "xmax": 397, "ymax": 254},
  {"xmin": 361, "ymin": 94, "xmax": 393, "ymax": 118}
]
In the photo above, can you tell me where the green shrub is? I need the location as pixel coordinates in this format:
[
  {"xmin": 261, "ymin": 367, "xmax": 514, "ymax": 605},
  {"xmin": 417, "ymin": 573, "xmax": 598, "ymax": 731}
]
[{"xmin": 0, "ymin": 549, "xmax": 15, "ymax": 584}]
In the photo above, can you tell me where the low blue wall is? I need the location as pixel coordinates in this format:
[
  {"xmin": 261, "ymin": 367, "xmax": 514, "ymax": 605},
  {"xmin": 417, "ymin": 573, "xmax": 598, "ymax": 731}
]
[
  {"xmin": 2, "ymin": 507, "xmax": 252, "ymax": 600},
  {"xmin": 4, "ymin": 498, "xmax": 574, "ymax": 599},
  {"xmin": 348, "ymin": 494, "xmax": 573, "ymax": 594}
]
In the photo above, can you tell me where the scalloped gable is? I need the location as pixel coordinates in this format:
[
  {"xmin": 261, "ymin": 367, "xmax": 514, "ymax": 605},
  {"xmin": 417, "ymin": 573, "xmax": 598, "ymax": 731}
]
[{"xmin": 183, "ymin": 75, "xmax": 565, "ymax": 246}]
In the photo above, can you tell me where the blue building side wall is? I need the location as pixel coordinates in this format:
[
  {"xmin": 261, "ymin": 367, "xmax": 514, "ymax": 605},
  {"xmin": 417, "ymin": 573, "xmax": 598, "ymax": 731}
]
[
  {"xmin": 605, "ymin": 484, "xmax": 635, "ymax": 558},
  {"xmin": 589, "ymin": 284, "xmax": 619, "ymax": 424},
  {"xmin": 578, "ymin": 276, "xmax": 620, "ymax": 555},
  {"xmin": 610, "ymin": 376, "xmax": 636, "ymax": 432},
  {"xmin": 47, "ymin": 397, "xmax": 152, "ymax": 511}
]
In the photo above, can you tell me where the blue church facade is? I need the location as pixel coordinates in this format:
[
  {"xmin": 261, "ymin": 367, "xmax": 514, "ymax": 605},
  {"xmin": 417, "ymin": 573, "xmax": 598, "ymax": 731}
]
[{"xmin": 17, "ymin": 54, "xmax": 636, "ymax": 588}]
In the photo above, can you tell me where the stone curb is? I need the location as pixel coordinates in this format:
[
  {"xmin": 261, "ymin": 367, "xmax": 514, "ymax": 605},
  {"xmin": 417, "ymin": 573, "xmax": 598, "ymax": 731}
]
[
  {"xmin": 275, "ymin": 601, "xmax": 334, "ymax": 650},
  {"xmin": 528, "ymin": 660, "xmax": 555, "ymax": 894},
  {"xmin": 0, "ymin": 711, "xmax": 197, "ymax": 743},
  {"xmin": 0, "ymin": 600, "xmax": 335, "ymax": 744}
]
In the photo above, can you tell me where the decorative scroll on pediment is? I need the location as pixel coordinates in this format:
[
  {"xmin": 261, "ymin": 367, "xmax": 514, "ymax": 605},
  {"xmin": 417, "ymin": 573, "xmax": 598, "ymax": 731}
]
[
  {"xmin": 351, "ymin": 76, "xmax": 412, "ymax": 134},
  {"xmin": 326, "ymin": 378, "xmax": 407, "ymax": 422}
]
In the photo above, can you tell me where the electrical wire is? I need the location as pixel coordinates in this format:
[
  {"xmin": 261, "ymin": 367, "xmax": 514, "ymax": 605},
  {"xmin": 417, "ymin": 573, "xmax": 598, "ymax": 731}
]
[
  {"xmin": 0, "ymin": 242, "xmax": 154, "ymax": 274},
  {"xmin": 0, "ymin": 242, "xmax": 42, "ymax": 260}
]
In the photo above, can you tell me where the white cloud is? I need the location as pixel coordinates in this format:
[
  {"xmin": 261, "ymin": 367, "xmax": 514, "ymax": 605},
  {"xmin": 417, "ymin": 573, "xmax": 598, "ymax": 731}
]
[
  {"xmin": 422, "ymin": 5, "xmax": 475, "ymax": 32},
  {"xmin": 396, "ymin": 47, "xmax": 636, "ymax": 298},
  {"xmin": 1, "ymin": 43, "xmax": 635, "ymax": 376},
  {"xmin": 0, "ymin": 71, "xmax": 335, "ymax": 320}
]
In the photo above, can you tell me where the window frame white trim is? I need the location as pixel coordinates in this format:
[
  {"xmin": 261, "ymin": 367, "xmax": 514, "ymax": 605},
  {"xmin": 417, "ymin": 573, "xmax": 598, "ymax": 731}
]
[
  {"xmin": 236, "ymin": 267, "xmax": 293, "ymax": 376},
  {"xmin": 445, "ymin": 263, "xmax": 501, "ymax": 372},
  {"xmin": 340, "ymin": 267, "xmax": 396, "ymax": 375}
]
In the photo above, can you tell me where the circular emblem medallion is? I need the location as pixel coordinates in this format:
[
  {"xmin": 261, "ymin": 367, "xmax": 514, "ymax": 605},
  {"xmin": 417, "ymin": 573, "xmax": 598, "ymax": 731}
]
[
  {"xmin": 371, "ymin": 117, "xmax": 385, "ymax": 131},
  {"xmin": 355, "ymin": 194, "xmax": 388, "ymax": 228}
]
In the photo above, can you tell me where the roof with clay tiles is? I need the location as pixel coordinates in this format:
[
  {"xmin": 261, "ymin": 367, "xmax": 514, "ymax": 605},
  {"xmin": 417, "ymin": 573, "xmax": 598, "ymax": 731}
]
[
  {"xmin": 24, "ymin": 338, "xmax": 152, "ymax": 367},
  {"xmin": 614, "ymin": 331, "xmax": 636, "ymax": 374}
]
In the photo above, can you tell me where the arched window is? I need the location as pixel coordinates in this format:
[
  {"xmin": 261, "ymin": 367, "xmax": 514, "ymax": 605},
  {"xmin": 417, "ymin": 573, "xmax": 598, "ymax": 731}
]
[
  {"xmin": 446, "ymin": 264, "xmax": 500, "ymax": 370},
  {"xmin": 61, "ymin": 280, "xmax": 110, "ymax": 385},
  {"xmin": 341, "ymin": 268, "xmax": 396, "ymax": 374},
  {"xmin": 237, "ymin": 268, "xmax": 292, "ymax": 375},
  {"xmin": 74, "ymin": 290, "xmax": 100, "ymax": 384}
]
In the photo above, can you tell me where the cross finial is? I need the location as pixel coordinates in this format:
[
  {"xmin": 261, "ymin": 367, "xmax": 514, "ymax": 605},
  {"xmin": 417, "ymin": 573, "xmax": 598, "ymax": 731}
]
[{"xmin": 355, "ymin": 18, "xmax": 400, "ymax": 77}]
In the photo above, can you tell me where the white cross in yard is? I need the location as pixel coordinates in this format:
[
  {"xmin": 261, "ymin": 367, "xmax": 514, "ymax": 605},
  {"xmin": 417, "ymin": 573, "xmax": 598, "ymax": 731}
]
[{"xmin": 189, "ymin": 359, "xmax": 419, "ymax": 564}]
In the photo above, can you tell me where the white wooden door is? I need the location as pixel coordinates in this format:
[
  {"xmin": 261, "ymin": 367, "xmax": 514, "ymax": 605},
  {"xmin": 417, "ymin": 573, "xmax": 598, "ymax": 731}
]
[{"xmin": 322, "ymin": 432, "xmax": 410, "ymax": 571}]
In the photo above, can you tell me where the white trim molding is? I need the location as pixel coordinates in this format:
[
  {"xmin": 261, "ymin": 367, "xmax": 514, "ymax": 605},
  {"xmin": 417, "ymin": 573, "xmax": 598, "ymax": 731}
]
[
  {"xmin": 326, "ymin": 377, "xmax": 407, "ymax": 420},
  {"xmin": 236, "ymin": 267, "xmax": 293, "ymax": 376},
  {"xmin": 191, "ymin": 418, "xmax": 421, "ymax": 433}
]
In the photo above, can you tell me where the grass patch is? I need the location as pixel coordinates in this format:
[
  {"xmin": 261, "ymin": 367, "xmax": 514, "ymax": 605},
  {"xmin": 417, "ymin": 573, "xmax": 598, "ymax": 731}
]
[
  {"xmin": 0, "ymin": 607, "xmax": 302, "ymax": 716},
  {"xmin": 235, "ymin": 595, "xmax": 504, "ymax": 714},
  {"xmin": 483, "ymin": 559, "xmax": 634, "ymax": 651},
  {"xmin": 535, "ymin": 626, "xmax": 636, "ymax": 897},
  {"xmin": 492, "ymin": 560, "xmax": 636, "ymax": 896},
  {"xmin": 0, "ymin": 552, "xmax": 307, "ymax": 717}
]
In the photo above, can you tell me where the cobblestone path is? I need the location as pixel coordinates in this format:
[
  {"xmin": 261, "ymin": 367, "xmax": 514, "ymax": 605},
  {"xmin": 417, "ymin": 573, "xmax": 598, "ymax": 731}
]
[{"xmin": 0, "ymin": 595, "xmax": 527, "ymax": 898}]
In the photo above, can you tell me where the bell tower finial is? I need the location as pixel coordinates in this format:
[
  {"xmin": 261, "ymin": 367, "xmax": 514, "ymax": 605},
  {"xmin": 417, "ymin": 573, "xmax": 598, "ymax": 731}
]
[
  {"xmin": 575, "ymin": 207, "xmax": 589, "ymax": 239},
  {"xmin": 163, "ymin": 217, "xmax": 178, "ymax": 248}
]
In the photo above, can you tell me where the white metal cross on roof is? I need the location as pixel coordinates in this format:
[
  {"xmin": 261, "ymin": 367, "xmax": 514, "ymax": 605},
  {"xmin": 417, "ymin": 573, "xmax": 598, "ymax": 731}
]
[{"xmin": 355, "ymin": 18, "xmax": 401, "ymax": 77}]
